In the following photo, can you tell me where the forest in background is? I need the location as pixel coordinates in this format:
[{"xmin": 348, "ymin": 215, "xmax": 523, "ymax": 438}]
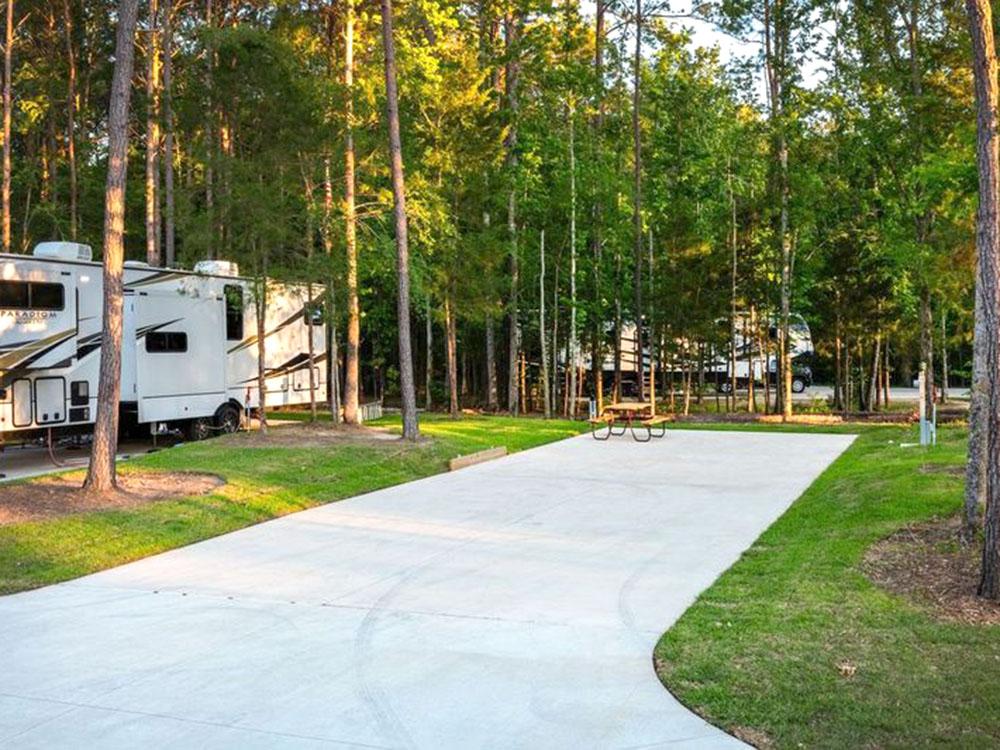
[{"xmin": 0, "ymin": 0, "xmax": 978, "ymax": 418}]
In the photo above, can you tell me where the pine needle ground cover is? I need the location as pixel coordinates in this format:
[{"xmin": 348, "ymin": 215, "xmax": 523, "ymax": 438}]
[
  {"xmin": 0, "ymin": 415, "xmax": 584, "ymax": 595},
  {"xmin": 656, "ymin": 424, "xmax": 1000, "ymax": 748}
]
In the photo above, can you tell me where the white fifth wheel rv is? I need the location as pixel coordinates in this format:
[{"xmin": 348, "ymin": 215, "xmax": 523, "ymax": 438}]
[
  {"xmin": 0, "ymin": 242, "xmax": 326, "ymax": 441},
  {"xmin": 590, "ymin": 314, "xmax": 815, "ymax": 396}
]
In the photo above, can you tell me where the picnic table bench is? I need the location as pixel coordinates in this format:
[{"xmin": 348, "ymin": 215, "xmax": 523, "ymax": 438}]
[{"xmin": 590, "ymin": 402, "xmax": 668, "ymax": 442}]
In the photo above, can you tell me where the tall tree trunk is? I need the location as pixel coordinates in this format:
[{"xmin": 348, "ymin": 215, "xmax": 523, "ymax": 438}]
[
  {"xmin": 613, "ymin": 246, "xmax": 622, "ymax": 400},
  {"xmin": 321, "ymin": 155, "xmax": 340, "ymax": 423},
  {"xmin": 485, "ymin": 314, "xmax": 497, "ymax": 409},
  {"xmin": 84, "ymin": 0, "xmax": 139, "ymax": 492},
  {"xmin": 966, "ymin": 0, "xmax": 996, "ymax": 554},
  {"xmin": 425, "ymin": 298, "xmax": 433, "ymax": 410},
  {"xmin": 504, "ymin": 12, "xmax": 520, "ymax": 415},
  {"xmin": 940, "ymin": 306, "xmax": 949, "ymax": 402},
  {"xmin": 203, "ymin": 0, "xmax": 214, "ymax": 256},
  {"xmin": 867, "ymin": 333, "xmax": 881, "ymax": 411},
  {"xmin": 539, "ymin": 229, "xmax": 551, "ymax": 418},
  {"xmin": 2, "ymin": 0, "xmax": 12, "ymax": 253},
  {"xmin": 834, "ymin": 307, "xmax": 843, "ymax": 411},
  {"xmin": 968, "ymin": 271, "xmax": 989, "ymax": 544},
  {"xmin": 746, "ymin": 310, "xmax": 756, "ymax": 412},
  {"xmin": 590, "ymin": 0, "xmax": 605, "ymax": 418},
  {"xmin": 631, "ymin": 0, "xmax": 644, "ymax": 402},
  {"xmin": 379, "ymin": 0, "xmax": 419, "ymax": 440},
  {"xmin": 144, "ymin": 0, "xmax": 161, "ymax": 266},
  {"xmin": 61, "ymin": 0, "xmax": 78, "ymax": 240},
  {"xmin": 343, "ymin": 0, "xmax": 361, "ymax": 425},
  {"xmin": 162, "ymin": 0, "xmax": 175, "ymax": 265},
  {"xmin": 552, "ymin": 250, "xmax": 560, "ymax": 412},
  {"xmin": 729, "ymin": 158, "xmax": 738, "ymax": 411},
  {"xmin": 919, "ymin": 288, "xmax": 934, "ymax": 419},
  {"xmin": 567, "ymin": 101, "xmax": 578, "ymax": 417},
  {"xmin": 303, "ymin": 171, "xmax": 318, "ymax": 422},
  {"xmin": 778, "ymin": 148, "xmax": 792, "ymax": 420},
  {"xmin": 445, "ymin": 287, "xmax": 458, "ymax": 418},
  {"xmin": 255, "ymin": 266, "xmax": 269, "ymax": 436}
]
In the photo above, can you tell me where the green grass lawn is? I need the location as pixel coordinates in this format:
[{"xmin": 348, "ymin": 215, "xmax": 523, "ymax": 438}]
[
  {"xmin": 0, "ymin": 414, "xmax": 585, "ymax": 595},
  {"xmin": 656, "ymin": 423, "xmax": 1000, "ymax": 749}
]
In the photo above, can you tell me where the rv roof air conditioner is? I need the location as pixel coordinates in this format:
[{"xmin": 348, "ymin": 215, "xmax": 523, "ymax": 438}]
[
  {"xmin": 33, "ymin": 241, "xmax": 93, "ymax": 262},
  {"xmin": 194, "ymin": 260, "xmax": 240, "ymax": 277}
]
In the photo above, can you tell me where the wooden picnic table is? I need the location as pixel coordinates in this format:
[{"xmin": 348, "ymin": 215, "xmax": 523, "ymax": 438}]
[{"xmin": 589, "ymin": 402, "xmax": 668, "ymax": 442}]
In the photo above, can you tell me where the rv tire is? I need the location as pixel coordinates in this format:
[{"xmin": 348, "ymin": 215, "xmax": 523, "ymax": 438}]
[
  {"xmin": 791, "ymin": 377, "xmax": 807, "ymax": 394},
  {"xmin": 215, "ymin": 404, "xmax": 241, "ymax": 434},
  {"xmin": 185, "ymin": 417, "xmax": 213, "ymax": 442}
]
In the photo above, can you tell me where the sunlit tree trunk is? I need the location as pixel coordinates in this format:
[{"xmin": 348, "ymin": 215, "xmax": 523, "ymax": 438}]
[
  {"xmin": 379, "ymin": 0, "xmax": 418, "ymax": 439},
  {"xmin": 203, "ymin": 0, "xmax": 214, "ymax": 257},
  {"xmin": 303, "ymin": 171, "xmax": 318, "ymax": 422},
  {"xmin": 144, "ymin": 0, "xmax": 161, "ymax": 266},
  {"xmin": 84, "ymin": 0, "xmax": 139, "ymax": 492},
  {"xmin": 343, "ymin": 0, "xmax": 361, "ymax": 425},
  {"xmin": 867, "ymin": 332, "xmax": 881, "ymax": 411},
  {"xmin": 445, "ymin": 287, "xmax": 458, "ymax": 418},
  {"xmin": 425, "ymin": 298, "xmax": 433, "ymax": 410},
  {"xmin": 504, "ymin": 12, "xmax": 520, "ymax": 415},
  {"xmin": 255, "ymin": 264, "xmax": 269, "ymax": 436},
  {"xmin": 590, "ymin": 0, "xmax": 605, "ymax": 417},
  {"xmin": 631, "ymin": 0, "xmax": 644, "ymax": 402},
  {"xmin": 729, "ymin": 159, "xmax": 738, "ymax": 411},
  {"xmin": 485, "ymin": 315, "xmax": 498, "ymax": 409},
  {"xmin": 2, "ymin": 0, "xmax": 12, "ymax": 253},
  {"xmin": 940, "ymin": 307, "xmax": 949, "ymax": 402},
  {"xmin": 919, "ymin": 288, "xmax": 934, "ymax": 416},
  {"xmin": 321, "ymin": 155, "xmax": 340, "ymax": 423},
  {"xmin": 965, "ymin": 0, "xmax": 997, "ymax": 565},
  {"xmin": 162, "ymin": 0, "xmax": 175, "ymax": 265},
  {"xmin": 61, "ymin": 0, "xmax": 78, "ymax": 240},
  {"xmin": 567, "ymin": 100, "xmax": 578, "ymax": 417},
  {"xmin": 539, "ymin": 229, "xmax": 551, "ymax": 418}
]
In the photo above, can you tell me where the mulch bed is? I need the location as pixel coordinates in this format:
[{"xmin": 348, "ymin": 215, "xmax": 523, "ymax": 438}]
[
  {"xmin": 863, "ymin": 515, "xmax": 1000, "ymax": 626},
  {"xmin": 0, "ymin": 471, "xmax": 224, "ymax": 526}
]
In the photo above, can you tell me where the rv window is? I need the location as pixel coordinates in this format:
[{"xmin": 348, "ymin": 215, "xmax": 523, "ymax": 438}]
[
  {"xmin": 0, "ymin": 281, "xmax": 28, "ymax": 308},
  {"xmin": 306, "ymin": 303, "xmax": 323, "ymax": 326},
  {"xmin": 0, "ymin": 280, "xmax": 64, "ymax": 310},
  {"xmin": 224, "ymin": 284, "xmax": 243, "ymax": 341},
  {"xmin": 31, "ymin": 282, "xmax": 65, "ymax": 310},
  {"xmin": 146, "ymin": 331, "xmax": 188, "ymax": 353}
]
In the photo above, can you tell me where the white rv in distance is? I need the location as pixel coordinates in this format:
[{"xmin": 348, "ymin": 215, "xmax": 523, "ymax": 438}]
[
  {"xmin": 0, "ymin": 242, "xmax": 327, "ymax": 442},
  {"xmin": 590, "ymin": 314, "xmax": 815, "ymax": 396},
  {"xmin": 707, "ymin": 313, "xmax": 815, "ymax": 394}
]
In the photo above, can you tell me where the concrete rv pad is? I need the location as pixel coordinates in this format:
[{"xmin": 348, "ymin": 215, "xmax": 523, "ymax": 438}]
[{"xmin": 0, "ymin": 429, "xmax": 854, "ymax": 749}]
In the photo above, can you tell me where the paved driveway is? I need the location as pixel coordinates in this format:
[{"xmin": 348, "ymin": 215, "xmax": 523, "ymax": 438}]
[{"xmin": 1, "ymin": 429, "xmax": 854, "ymax": 749}]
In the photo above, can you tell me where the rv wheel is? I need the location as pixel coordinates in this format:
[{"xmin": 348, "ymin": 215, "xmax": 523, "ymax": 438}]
[
  {"xmin": 215, "ymin": 404, "xmax": 241, "ymax": 434},
  {"xmin": 791, "ymin": 377, "xmax": 807, "ymax": 394},
  {"xmin": 185, "ymin": 417, "xmax": 213, "ymax": 442},
  {"xmin": 717, "ymin": 381, "xmax": 733, "ymax": 395}
]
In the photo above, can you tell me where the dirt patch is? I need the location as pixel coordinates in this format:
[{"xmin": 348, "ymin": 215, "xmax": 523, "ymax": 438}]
[
  {"xmin": 863, "ymin": 515, "xmax": 1000, "ymax": 626},
  {"xmin": 227, "ymin": 422, "xmax": 407, "ymax": 449},
  {"xmin": 0, "ymin": 471, "xmax": 224, "ymax": 525},
  {"xmin": 732, "ymin": 725, "xmax": 774, "ymax": 749}
]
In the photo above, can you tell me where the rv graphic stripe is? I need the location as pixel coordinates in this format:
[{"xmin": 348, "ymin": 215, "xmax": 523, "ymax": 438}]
[
  {"xmin": 0, "ymin": 328, "xmax": 75, "ymax": 371},
  {"xmin": 127, "ymin": 271, "xmax": 187, "ymax": 288},
  {"xmin": 227, "ymin": 308, "xmax": 307, "ymax": 354},
  {"xmin": 238, "ymin": 351, "xmax": 328, "ymax": 384}
]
